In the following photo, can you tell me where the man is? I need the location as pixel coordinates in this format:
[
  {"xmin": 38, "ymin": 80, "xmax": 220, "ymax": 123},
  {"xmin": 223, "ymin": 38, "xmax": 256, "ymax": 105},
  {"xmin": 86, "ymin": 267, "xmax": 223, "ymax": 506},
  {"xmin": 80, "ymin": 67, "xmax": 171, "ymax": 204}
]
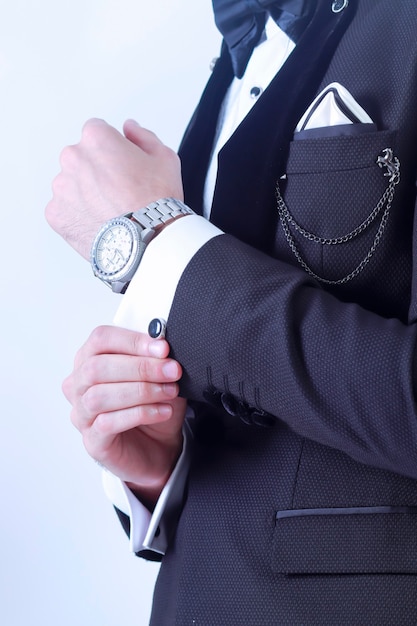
[{"xmin": 46, "ymin": 1, "xmax": 417, "ymax": 623}]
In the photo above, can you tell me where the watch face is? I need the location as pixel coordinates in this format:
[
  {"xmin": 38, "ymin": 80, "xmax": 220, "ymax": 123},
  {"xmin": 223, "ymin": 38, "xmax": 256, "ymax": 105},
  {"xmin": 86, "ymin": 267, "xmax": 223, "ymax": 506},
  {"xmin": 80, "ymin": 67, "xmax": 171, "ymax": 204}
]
[{"xmin": 91, "ymin": 217, "xmax": 142, "ymax": 282}]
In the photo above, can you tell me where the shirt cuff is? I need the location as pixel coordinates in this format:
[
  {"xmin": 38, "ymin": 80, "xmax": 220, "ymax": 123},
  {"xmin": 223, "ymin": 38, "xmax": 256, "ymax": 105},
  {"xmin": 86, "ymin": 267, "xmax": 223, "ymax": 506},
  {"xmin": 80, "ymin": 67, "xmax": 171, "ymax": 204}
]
[
  {"xmin": 113, "ymin": 213, "xmax": 223, "ymax": 331},
  {"xmin": 106, "ymin": 211, "xmax": 218, "ymax": 554},
  {"xmin": 102, "ymin": 470, "xmax": 151, "ymax": 553},
  {"xmin": 102, "ymin": 419, "xmax": 193, "ymax": 554}
]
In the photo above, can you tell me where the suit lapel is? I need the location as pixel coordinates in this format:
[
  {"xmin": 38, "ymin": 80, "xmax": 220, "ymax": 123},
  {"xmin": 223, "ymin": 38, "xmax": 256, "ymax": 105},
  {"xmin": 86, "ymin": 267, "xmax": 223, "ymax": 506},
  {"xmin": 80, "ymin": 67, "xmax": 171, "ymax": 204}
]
[
  {"xmin": 180, "ymin": 0, "xmax": 356, "ymax": 252},
  {"xmin": 179, "ymin": 46, "xmax": 234, "ymax": 216}
]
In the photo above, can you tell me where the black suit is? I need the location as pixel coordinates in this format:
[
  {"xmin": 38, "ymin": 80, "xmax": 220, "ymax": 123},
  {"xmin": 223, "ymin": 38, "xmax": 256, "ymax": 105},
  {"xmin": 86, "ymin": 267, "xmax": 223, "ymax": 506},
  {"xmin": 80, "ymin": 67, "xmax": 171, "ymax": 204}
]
[{"xmin": 137, "ymin": 1, "xmax": 417, "ymax": 623}]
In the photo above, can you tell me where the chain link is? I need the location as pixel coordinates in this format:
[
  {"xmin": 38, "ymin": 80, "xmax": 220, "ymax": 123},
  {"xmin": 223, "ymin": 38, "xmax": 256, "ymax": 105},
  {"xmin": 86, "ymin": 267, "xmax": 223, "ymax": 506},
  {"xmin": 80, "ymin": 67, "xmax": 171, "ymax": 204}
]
[{"xmin": 276, "ymin": 154, "xmax": 400, "ymax": 285}]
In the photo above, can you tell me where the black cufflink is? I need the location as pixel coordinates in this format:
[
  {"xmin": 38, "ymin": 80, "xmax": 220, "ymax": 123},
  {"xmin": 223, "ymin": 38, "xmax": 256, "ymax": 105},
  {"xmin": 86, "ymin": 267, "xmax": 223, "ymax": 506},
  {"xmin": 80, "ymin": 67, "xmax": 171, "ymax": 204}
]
[{"xmin": 148, "ymin": 318, "xmax": 167, "ymax": 339}]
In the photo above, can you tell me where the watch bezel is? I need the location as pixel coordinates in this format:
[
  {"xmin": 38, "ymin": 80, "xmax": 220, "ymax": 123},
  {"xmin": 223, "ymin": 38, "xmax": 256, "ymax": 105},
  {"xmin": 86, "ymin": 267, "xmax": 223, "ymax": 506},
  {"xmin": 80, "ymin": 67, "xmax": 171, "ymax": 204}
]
[{"xmin": 91, "ymin": 216, "xmax": 144, "ymax": 284}]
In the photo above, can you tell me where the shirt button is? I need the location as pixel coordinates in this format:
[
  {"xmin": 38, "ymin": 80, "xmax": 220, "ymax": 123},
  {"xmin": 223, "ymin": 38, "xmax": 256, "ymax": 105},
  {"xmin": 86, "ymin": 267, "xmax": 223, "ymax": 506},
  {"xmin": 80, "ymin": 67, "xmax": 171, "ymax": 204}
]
[{"xmin": 250, "ymin": 86, "xmax": 263, "ymax": 99}]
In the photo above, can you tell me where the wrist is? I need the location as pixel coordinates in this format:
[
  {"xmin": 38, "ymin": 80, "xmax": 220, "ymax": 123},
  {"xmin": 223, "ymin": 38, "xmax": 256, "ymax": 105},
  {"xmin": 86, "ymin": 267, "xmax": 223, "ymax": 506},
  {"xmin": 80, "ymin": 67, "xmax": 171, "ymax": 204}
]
[
  {"xmin": 125, "ymin": 467, "xmax": 175, "ymax": 511},
  {"xmin": 91, "ymin": 198, "xmax": 194, "ymax": 294},
  {"xmin": 126, "ymin": 434, "xmax": 184, "ymax": 509}
]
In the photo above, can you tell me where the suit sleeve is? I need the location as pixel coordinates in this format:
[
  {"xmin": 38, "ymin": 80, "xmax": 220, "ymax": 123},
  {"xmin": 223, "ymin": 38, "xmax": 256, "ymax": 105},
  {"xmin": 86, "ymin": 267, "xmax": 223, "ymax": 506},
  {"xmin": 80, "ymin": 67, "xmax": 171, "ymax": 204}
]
[{"xmin": 166, "ymin": 232, "xmax": 417, "ymax": 480}]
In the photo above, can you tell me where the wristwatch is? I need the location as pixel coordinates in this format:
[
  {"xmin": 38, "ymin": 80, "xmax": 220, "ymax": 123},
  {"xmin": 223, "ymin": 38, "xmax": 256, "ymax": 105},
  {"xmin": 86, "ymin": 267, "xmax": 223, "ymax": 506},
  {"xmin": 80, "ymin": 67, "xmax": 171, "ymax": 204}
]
[{"xmin": 90, "ymin": 197, "xmax": 193, "ymax": 293}]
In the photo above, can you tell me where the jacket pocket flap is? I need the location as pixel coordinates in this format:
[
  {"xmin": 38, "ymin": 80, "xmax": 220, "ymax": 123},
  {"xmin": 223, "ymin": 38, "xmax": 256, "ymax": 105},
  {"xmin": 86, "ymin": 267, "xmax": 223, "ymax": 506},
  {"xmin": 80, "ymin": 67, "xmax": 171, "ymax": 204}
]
[
  {"xmin": 272, "ymin": 507, "xmax": 417, "ymax": 574},
  {"xmin": 286, "ymin": 129, "xmax": 395, "ymax": 174}
]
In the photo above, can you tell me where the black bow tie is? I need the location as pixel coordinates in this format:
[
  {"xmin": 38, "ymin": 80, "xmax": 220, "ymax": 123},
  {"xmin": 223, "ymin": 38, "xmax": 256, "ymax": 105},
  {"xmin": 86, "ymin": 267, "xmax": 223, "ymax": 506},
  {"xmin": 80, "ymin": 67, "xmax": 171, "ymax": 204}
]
[{"xmin": 212, "ymin": 0, "xmax": 313, "ymax": 78}]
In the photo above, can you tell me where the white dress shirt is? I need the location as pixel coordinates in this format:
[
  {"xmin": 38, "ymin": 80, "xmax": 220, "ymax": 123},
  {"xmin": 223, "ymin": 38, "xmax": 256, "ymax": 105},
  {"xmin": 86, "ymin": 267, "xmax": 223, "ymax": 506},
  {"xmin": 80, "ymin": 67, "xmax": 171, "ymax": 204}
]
[{"xmin": 103, "ymin": 17, "xmax": 296, "ymax": 554}]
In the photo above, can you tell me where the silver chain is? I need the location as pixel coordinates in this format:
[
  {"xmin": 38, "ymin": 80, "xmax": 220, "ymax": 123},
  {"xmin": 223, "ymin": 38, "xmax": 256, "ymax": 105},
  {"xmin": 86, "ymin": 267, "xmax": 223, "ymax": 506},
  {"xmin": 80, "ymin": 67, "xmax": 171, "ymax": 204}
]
[{"xmin": 276, "ymin": 152, "xmax": 400, "ymax": 285}]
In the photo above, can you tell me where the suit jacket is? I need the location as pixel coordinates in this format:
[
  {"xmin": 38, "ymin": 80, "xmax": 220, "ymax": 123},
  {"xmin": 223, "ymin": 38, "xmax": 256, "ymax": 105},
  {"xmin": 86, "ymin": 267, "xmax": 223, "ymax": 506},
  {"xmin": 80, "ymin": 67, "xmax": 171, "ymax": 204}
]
[{"xmin": 144, "ymin": 1, "xmax": 417, "ymax": 623}]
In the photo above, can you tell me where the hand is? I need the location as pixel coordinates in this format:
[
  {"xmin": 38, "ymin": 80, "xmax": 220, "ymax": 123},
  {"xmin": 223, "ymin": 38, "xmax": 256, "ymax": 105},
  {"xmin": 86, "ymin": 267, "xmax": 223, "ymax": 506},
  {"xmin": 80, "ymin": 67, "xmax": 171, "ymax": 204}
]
[
  {"xmin": 45, "ymin": 118, "xmax": 184, "ymax": 260},
  {"xmin": 63, "ymin": 325, "xmax": 187, "ymax": 504}
]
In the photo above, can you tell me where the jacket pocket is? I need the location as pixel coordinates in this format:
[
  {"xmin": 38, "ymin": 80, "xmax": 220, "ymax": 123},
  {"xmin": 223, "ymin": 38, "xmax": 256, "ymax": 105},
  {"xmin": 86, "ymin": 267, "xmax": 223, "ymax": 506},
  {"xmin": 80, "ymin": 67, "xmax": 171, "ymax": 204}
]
[
  {"xmin": 272, "ymin": 506, "xmax": 417, "ymax": 574},
  {"xmin": 276, "ymin": 129, "xmax": 398, "ymax": 284}
]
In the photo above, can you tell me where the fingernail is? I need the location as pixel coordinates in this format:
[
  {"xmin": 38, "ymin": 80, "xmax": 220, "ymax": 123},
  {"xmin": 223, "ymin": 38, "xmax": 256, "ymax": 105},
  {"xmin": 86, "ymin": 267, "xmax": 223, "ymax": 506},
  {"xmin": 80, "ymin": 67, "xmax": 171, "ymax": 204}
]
[
  {"xmin": 149, "ymin": 341, "xmax": 166, "ymax": 358},
  {"xmin": 162, "ymin": 361, "xmax": 179, "ymax": 379},
  {"xmin": 158, "ymin": 405, "xmax": 172, "ymax": 418},
  {"xmin": 162, "ymin": 383, "xmax": 178, "ymax": 398}
]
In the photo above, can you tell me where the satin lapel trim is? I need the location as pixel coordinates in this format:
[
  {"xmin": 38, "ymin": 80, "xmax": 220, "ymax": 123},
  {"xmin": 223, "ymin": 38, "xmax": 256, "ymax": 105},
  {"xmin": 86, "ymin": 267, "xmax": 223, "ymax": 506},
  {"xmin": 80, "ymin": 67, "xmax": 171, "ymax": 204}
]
[
  {"xmin": 210, "ymin": 0, "xmax": 357, "ymax": 251},
  {"xmin": 178, "ymin": 46, "xmax": 234, "ymax": 216}
]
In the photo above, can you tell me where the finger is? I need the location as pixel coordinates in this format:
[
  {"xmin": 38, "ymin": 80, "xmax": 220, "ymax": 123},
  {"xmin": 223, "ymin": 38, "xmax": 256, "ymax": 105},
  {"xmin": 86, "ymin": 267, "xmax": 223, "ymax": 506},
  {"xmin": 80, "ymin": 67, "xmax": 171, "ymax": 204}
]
[
  {"xmin": 80, "ymin": 118, "xmax": 127, "ymax": 155},
  {"xmin": 71, "ymin": 392, "xmax": 175, "ymax": 434},
  {"xmin": 70, "ymin": 381, "xmax": 177, "ymax": 432},
  {"xmin": 62, "ymin": 373, "xmax": 73, "ymax": 403},
  {"xmin": 81, "ymin": 402, "xmax": 180, "ymax": 480},
  {"xmin": 81, "ymin": 118, "xmax": 112, "ymax": 144},
  {"xmin": 123, "ymin": 119, "xmax": 163, "ymax": 154},
  {"xmin": 82, "ymin": 117, "xmax": 107, "ymax": 131},
  {"xmin": 74, "ymin": 325, "xmax": 169, "ymax": 367},
  {"xmin": 79, "ymin": 380, "xmax": 179, "ymax": 420},
  {"xmin": 76, "ymin": 353, "xmax": 182, "ymax": 388},
  {"xmin": 93, "ymin": 402, "xmax": 175, "ymax": 437},
  {"xmin": 56, "ymin": 120, "xmax": 111, "ymax": 172},
  {"xmin": 68, "ymin": 354, "xmax": 182, "ymax": 405}
]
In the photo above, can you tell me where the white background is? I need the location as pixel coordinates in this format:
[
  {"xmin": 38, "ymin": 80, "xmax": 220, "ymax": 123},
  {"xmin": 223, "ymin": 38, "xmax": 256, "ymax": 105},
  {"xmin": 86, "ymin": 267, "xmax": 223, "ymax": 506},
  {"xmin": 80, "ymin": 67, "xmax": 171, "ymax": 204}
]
[{"xmin": 1, "ymin": 2, "xmax": 220, "ymax": 624}]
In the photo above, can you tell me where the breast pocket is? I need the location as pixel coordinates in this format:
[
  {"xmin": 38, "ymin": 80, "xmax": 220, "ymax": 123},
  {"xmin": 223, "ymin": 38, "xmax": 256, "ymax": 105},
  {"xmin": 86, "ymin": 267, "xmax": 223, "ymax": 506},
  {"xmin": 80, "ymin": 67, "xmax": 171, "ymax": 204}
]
[{"xmin": 276, "ymin": 129, "xmax": 399, "ymax": 285}]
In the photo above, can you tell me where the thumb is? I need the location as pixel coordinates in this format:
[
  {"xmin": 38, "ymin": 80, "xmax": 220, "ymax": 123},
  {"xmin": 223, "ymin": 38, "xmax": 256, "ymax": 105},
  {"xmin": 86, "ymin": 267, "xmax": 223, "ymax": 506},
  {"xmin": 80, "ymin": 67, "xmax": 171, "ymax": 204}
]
[{"xmin": 123, "ymin": 119, "xmax": 162, "ymax": 154}]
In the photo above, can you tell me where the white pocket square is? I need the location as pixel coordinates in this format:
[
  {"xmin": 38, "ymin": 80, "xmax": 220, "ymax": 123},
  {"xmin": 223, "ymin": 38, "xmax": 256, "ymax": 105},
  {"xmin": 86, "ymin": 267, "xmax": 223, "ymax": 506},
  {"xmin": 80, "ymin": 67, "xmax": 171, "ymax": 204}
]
[{"xmin": 296, "ymin": 82, "xmax": 374, "ymax": 132}]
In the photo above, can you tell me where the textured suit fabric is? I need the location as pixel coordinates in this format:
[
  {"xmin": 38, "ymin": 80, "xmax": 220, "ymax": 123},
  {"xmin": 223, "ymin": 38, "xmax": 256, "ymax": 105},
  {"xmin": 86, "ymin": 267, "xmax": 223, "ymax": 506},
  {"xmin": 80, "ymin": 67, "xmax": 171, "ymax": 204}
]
[{"xmin": 146, "ymin": 1, "xmax": 417, "ymax": 623}]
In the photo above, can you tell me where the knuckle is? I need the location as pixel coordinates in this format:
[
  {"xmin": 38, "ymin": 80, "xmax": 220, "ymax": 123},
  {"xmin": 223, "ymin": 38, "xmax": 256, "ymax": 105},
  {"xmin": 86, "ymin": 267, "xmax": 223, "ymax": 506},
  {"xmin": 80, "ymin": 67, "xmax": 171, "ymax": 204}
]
[
  {"xmin": 61, "ymin": 375, "xmax": 72, "ymax": 401},
  {"xmin": 59, "ymin": 144, "xmax": 77, "ymax": 170},
  {"xmin": 88, "ymin": 325, "xmax": 110, "ymax": 352},
  {"xmin": 50, "ymin": 174, "xmax": 64, "ymax": 199},
  {"xmin": 81, "ymin": 118, "xmax": 107, "ymax": 145},
  {"xmin": 91, "ymin": 413, "xmax": 112, "ymax": 436},
  {"xmin": 82, "ymin": 386, "xmax": 101, "ymax": 415},
  {"xmin": 136, "ymin": 357, "xmax": 152, "ymax": 381},
  {"xmin": 44, "ymin": 199, "xmax": 57, "ymax": 229},
  {"xmin": 69, "ymin": 407, "xmax": 82, "ymax": 431},
  {"xmin": 131, "ymin": 330, "xmax": 146, "ymax": 356},
  {"xmin": 128, "ymin": 403, "xmax": 154, "ymax": 425},
  {"xmin": 132, "ymin": 404, "xmax": 151, "ymax": 423},
  {"xmin": 133, "ymin": 380, "xmax": 148, "ymax": 401},
  {"xmin": 80, "ymin": 356, "xmax": 101, "ymax": 387},
  {"xmin": 73, "ymin": 345, "xmax": 85, "ymax": 369}
]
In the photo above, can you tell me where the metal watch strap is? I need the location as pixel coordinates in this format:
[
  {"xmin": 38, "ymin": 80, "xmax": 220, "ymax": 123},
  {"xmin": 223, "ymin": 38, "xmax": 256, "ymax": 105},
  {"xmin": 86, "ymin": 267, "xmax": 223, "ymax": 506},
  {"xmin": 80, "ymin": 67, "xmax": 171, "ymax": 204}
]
[{"xmin": 128, "ymin": 198, "xmax": 194, "ymax": 230}]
